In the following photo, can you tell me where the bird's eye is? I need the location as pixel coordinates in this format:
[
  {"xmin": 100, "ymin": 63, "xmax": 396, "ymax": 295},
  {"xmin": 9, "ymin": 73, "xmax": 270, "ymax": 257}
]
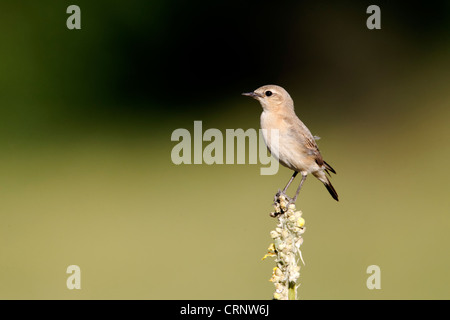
[{"xmin": 265, "ymin": 91, "xmax": 272, "ymax": 97}]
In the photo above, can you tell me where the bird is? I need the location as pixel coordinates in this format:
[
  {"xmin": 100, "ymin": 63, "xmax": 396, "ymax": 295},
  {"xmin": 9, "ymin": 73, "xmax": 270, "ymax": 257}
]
[{"xmin": 242, "ymin": 84, "xmax": 338, "ymax": 203}]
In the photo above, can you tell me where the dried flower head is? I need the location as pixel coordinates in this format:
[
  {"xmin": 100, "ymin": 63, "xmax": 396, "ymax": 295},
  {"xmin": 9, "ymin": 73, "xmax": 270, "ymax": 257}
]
[{"xmin": 264, "ymin": 194, "xmax": 306, "ymax": 300}]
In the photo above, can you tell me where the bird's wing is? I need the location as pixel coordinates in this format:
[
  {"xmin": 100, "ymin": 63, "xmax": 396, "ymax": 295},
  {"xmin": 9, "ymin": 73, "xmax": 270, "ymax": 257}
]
[
  {"xmin": 284, "ymin": 115, "xmax": 325, "ymax": 166},
  {"xmin": 303, "ymin": 133, "xmax": 325, "ymax": 167}
]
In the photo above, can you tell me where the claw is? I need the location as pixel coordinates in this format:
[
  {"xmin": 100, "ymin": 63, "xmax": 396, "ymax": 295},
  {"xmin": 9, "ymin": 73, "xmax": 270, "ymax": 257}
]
[
  {"xmin": 272, "ymin": 190, "xmax": 295, "ymax": 217},
  {"xmin": 274, "ymin": 189, "xmax": 291, "ymax": 205},
  {"xmin": 287, "ymin": 197, "xmax": 297, "ymax": 206}
]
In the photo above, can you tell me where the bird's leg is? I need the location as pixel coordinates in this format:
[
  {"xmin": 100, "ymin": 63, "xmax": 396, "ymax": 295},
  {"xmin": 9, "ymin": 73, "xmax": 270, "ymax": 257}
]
[
  {"xmin": 283, "ymin": 171, "xmax": 298, "ymax": 193},
  {"xmin": 274, "ymin": 171, "xmax": 298, "ymax": 204},
  {"xmin": 291, "ymin": 173, "xmax": 307, "ymax": 203}
]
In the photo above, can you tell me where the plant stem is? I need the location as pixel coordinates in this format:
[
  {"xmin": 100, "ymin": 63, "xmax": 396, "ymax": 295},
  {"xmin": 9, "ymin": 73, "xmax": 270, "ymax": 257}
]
[{"xmin": 288, "ymin": 281, "xmax": 296, "ymax": 300}]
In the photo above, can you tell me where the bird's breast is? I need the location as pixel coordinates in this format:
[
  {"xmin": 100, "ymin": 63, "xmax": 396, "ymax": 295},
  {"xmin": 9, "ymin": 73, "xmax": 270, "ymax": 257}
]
[{"xmin": 260, "ymin": 111, "xmax": 289, "ymax": 164}]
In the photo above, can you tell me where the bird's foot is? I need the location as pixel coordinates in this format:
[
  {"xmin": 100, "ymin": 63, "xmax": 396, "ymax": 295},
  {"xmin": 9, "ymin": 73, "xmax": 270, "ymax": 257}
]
[
  {"xmin": 273, "ymin": 189, "xmax": 292, "ymax": 203},
  {"xmin": 271, "ymin": 190, "xmax": 295, "ymax": 217},
  {"xmin": 287, "ymin": 196, "xmax": 297, "ymax": 206}
]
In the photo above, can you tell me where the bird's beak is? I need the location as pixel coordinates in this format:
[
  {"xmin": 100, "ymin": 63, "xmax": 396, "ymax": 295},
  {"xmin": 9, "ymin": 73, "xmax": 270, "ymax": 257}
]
[{"xmin": 242, "ymin": 91, "xmax": 261, "ymax": 99}]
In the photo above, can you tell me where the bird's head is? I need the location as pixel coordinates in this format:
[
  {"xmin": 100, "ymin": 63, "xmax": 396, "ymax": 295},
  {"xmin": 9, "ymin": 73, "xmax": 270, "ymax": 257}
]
[{"xmin": 242, "ymin": 85, "xmax": 294, "ymax": 112}]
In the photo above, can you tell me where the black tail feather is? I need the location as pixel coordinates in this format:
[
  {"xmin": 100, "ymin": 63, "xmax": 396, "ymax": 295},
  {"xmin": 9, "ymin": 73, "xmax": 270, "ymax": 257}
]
[
  {"xmin": 324, "ymin": 179, "xmax": 339, "ymax": 201},
  {"xmin": 323, "ymin": 161, "xmax": 336, "ymax": 174}
]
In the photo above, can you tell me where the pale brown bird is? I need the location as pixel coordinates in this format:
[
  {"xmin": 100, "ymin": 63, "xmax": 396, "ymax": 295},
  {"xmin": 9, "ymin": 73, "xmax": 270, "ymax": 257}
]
[{"xmin": 242, "ymin": 85, "xmax": 338, "ymax": 202}]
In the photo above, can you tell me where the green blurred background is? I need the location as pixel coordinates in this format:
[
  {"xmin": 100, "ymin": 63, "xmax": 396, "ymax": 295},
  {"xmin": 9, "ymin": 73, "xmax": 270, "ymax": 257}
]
[{"xmin": 0, "ymin": 1, "xmax": 449, "ymax": 299}]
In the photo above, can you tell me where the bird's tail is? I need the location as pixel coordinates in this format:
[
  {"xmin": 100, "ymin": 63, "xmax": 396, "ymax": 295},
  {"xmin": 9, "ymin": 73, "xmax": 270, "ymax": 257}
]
[
  {"xmin": 323, "ymin": 177, "xmax": 339, "ymax": 201},
  {"xmin": 323, "ymin": 160, "xmax": 336, "ymax": 175},
  {"xmin": 314, "ymin": 171, "xmax": 339, "ymax": 201}
]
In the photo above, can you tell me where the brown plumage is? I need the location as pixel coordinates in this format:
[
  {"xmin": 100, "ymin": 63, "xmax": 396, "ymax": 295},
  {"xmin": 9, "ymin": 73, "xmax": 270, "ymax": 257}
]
[{"xmin": 243, "ymin": 85, "xmax": 339, "ymax": 202}]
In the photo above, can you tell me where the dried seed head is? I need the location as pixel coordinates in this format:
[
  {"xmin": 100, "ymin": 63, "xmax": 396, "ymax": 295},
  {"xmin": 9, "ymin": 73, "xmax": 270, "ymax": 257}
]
[{"xmin": 265, "ymin": 194, "xmax": 306, "ymax": 300}]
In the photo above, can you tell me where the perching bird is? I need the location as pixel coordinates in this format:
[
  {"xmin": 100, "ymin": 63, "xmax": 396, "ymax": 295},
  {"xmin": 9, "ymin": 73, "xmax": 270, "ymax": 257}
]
[{"xmin": 242, "ymin": 85, "xmax": 338, "ymax": 202}]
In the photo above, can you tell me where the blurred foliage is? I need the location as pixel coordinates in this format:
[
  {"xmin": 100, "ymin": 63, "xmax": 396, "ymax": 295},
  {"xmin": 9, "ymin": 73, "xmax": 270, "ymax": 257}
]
[{"xmin": 0, "ymin": 1, "xmax": 449, "ymax": 299}]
